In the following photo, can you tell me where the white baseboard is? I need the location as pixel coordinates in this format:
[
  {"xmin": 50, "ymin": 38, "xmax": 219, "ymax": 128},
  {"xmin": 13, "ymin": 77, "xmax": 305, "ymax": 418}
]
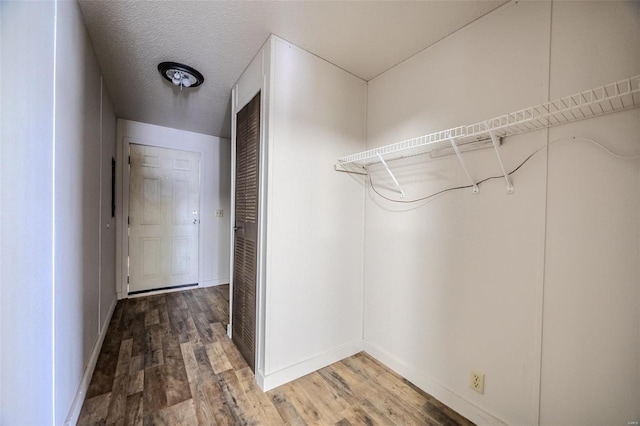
[
  {"xmin": 64, "ymin": 297, "xmax": 118, "ymax": 426},
  {"xmin": 363, "ymin": 341, "xmax": 507, "ymax": 426},
  {"xmin": 201, "ymin": 278, "xmax": 230, "ymax": 288},
  {"xmin": 257, "ymin": 340, "xmax": 364, "ymax": 391}
]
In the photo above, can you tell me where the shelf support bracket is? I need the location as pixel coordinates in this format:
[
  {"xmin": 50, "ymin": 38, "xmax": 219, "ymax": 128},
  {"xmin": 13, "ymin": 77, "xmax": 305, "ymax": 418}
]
[
  {"xmin": 487, "ymin": 129, "xmax": 514, "ymax": 194},
  {"xmin": 376, "ymin": 153, "xmax": 405, "ymax": 198},
  {"xmin": 334, "ymin": 163, "xmax": 367, "ymax": 175},
  {"xmin": 448, "ymin": 137, "xmax": 479, "ymax": 193}
]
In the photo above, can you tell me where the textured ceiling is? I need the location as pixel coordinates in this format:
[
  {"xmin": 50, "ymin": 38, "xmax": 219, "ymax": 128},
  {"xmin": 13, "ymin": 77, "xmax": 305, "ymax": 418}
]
[{"xmin": 78, "ymin": 1, "xmax": 507, "ymax": 138}]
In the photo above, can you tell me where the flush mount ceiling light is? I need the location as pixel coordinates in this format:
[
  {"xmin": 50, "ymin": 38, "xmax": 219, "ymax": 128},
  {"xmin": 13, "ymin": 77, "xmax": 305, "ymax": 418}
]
[{"xmin": 158, "ymin": 62, "xmax": 204, "ymax": 90}]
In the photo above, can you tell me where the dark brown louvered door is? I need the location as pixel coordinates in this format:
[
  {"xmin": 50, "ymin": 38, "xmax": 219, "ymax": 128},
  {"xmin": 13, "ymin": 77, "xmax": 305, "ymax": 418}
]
[{"xmin": 232, "ymin": 92, "xmax": 260, "ymax": 372}]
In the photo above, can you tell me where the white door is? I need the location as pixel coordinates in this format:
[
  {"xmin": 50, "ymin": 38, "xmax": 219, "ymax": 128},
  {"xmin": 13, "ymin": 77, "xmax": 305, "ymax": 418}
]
[{"xmin": 128, "ymin": 144, "xmax": 200, "ymax": 294}]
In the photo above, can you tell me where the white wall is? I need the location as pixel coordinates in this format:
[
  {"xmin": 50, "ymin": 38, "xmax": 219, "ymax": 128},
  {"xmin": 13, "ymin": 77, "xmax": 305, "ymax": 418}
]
[
  {"xmin": 363, "ymin": 1, "xmax": 639, "ymax": 424},
  {"xmin": 54, "ymin": 1, "xmax": 118, "ymax": 424},
  {"xmin": 540, "ymin": 2, "xmax": 640, "ymax": 424},
  {"xmin": 0, "ymin": 1, "xmax": 118, "ymax": 424},
  {"xmin": 100, "ymin": 86, "xmax": 117, "ymax": 328},
  {"xmin": 265, "ymin": 37, "xmax": 366, "ymax": 386},
  {"xmin": 365, "ymin": 3, "xmax": 549, "ymax": 423},
  {"xmin": 54, "ymin": 3, "xmax": 102, "ymax": 419},
  {"xmin": 0, "ymin": 1, "xmax": 56, "ymax": 423},
  {"xmin": 233, "ymin": 35, "xmax": 367, "ymax": 390},
  {"xmin": 116, "ymin": 119, "xmax": 231, "ymax": 297}
]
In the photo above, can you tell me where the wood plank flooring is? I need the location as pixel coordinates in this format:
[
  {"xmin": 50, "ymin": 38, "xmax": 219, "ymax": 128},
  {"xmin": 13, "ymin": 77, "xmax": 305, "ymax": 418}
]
[{"xmin": 78, "ymin": 285, "xmax": 473, "ymax": 425}]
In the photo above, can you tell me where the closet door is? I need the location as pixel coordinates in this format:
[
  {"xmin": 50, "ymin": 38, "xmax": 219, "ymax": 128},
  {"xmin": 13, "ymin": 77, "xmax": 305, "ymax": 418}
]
[{"xmin": 232, "ymin": 92, "xmax": 260, "ymax": 371}]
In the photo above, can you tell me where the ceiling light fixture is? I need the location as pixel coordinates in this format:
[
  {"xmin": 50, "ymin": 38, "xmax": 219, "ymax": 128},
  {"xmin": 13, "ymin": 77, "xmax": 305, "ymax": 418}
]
[{"xmin": 157, "ymin": 62, "xmax": 204, "ymax": 91}]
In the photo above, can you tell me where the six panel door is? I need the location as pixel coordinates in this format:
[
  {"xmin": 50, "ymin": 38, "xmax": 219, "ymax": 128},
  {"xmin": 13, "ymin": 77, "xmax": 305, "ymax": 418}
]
[{"xmin": 129, "ymin": 144, "xmax": 200, "ymax": 294}]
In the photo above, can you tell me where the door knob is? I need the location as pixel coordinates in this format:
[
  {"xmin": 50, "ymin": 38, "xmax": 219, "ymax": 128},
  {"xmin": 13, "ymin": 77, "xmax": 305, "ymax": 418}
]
[{"xmin": 233, "ymin": 226, "xmax": 243, "ymax": 231}]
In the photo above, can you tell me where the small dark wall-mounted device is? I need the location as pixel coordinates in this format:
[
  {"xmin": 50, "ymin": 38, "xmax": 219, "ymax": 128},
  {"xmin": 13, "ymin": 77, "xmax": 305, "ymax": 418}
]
[{"xmin": 111, "ymin": 157, "xmax": 116, "ymax": 218}]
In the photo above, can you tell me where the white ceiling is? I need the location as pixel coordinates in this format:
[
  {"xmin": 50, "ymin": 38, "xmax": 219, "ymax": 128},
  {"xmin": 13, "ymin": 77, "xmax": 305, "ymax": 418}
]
[{"xmin": 78, "ymin": 0, "xmax": 507, "ymax": 138}]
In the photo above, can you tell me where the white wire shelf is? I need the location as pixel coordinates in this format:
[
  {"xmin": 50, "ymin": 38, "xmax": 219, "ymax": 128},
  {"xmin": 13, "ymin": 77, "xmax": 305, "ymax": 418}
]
[{"xmin": 337, "ymin": 75, "xmax": 640, "ymax": 168}]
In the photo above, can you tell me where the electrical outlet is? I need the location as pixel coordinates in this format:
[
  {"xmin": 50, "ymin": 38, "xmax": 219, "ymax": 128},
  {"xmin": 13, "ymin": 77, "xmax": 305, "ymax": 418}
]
[
  {"xmin": 470, "ymin": 369, "xmax": 485, "ymax": 394},
  {"xmin": 215, "ymin": 209, "xmax": 223, "ymax": 218}
]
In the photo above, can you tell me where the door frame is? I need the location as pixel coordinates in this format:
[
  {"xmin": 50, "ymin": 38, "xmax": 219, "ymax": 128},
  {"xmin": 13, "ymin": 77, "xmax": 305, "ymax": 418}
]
[{"xmin": 116, "ymin": 136, "xmax": 208, "ymax": 298}]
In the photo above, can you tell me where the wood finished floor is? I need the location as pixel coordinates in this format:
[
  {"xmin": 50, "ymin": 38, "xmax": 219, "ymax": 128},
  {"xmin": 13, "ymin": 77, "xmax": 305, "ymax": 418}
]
[{"xmin": 79, "ymin": 285, "xmax": 473, "ymax": 426}]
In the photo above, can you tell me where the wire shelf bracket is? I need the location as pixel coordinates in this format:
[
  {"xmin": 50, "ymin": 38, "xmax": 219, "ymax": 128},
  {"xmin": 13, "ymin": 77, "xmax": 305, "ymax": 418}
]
[
  {"xmin": 488, "ymin": 129, "xmax": 513, "ymax": 194},
  {"xmin": 334, "ymin": 163, "xmax": 367, "ymax": 175},
  {"xmin": 448, "ymin": 136, "xmax": 479, "ymax": 193},
  {"xmin": 377, "ymin": 153, "xmax": 405, "ymax": 198},
  {"xmin": 335, "ymin": 75, "xmax": 640, "ymax": 194}
]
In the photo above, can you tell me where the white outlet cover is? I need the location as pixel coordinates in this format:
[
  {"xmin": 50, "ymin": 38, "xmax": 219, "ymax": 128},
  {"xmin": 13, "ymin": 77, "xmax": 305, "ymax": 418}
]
[
  {"xmin": 470, "ymin": 369, "xmax": 485, "ymax": 394},
  {"xmin": 215, "ymin": 209, "xmax": 223, "ymax": 217}
]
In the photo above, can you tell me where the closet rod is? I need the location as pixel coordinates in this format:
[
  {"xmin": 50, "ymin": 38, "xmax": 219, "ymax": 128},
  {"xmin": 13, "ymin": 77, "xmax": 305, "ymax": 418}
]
[{"xmin": 336, "ymin": 75, "xmax": 640, "ymax": 168}]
